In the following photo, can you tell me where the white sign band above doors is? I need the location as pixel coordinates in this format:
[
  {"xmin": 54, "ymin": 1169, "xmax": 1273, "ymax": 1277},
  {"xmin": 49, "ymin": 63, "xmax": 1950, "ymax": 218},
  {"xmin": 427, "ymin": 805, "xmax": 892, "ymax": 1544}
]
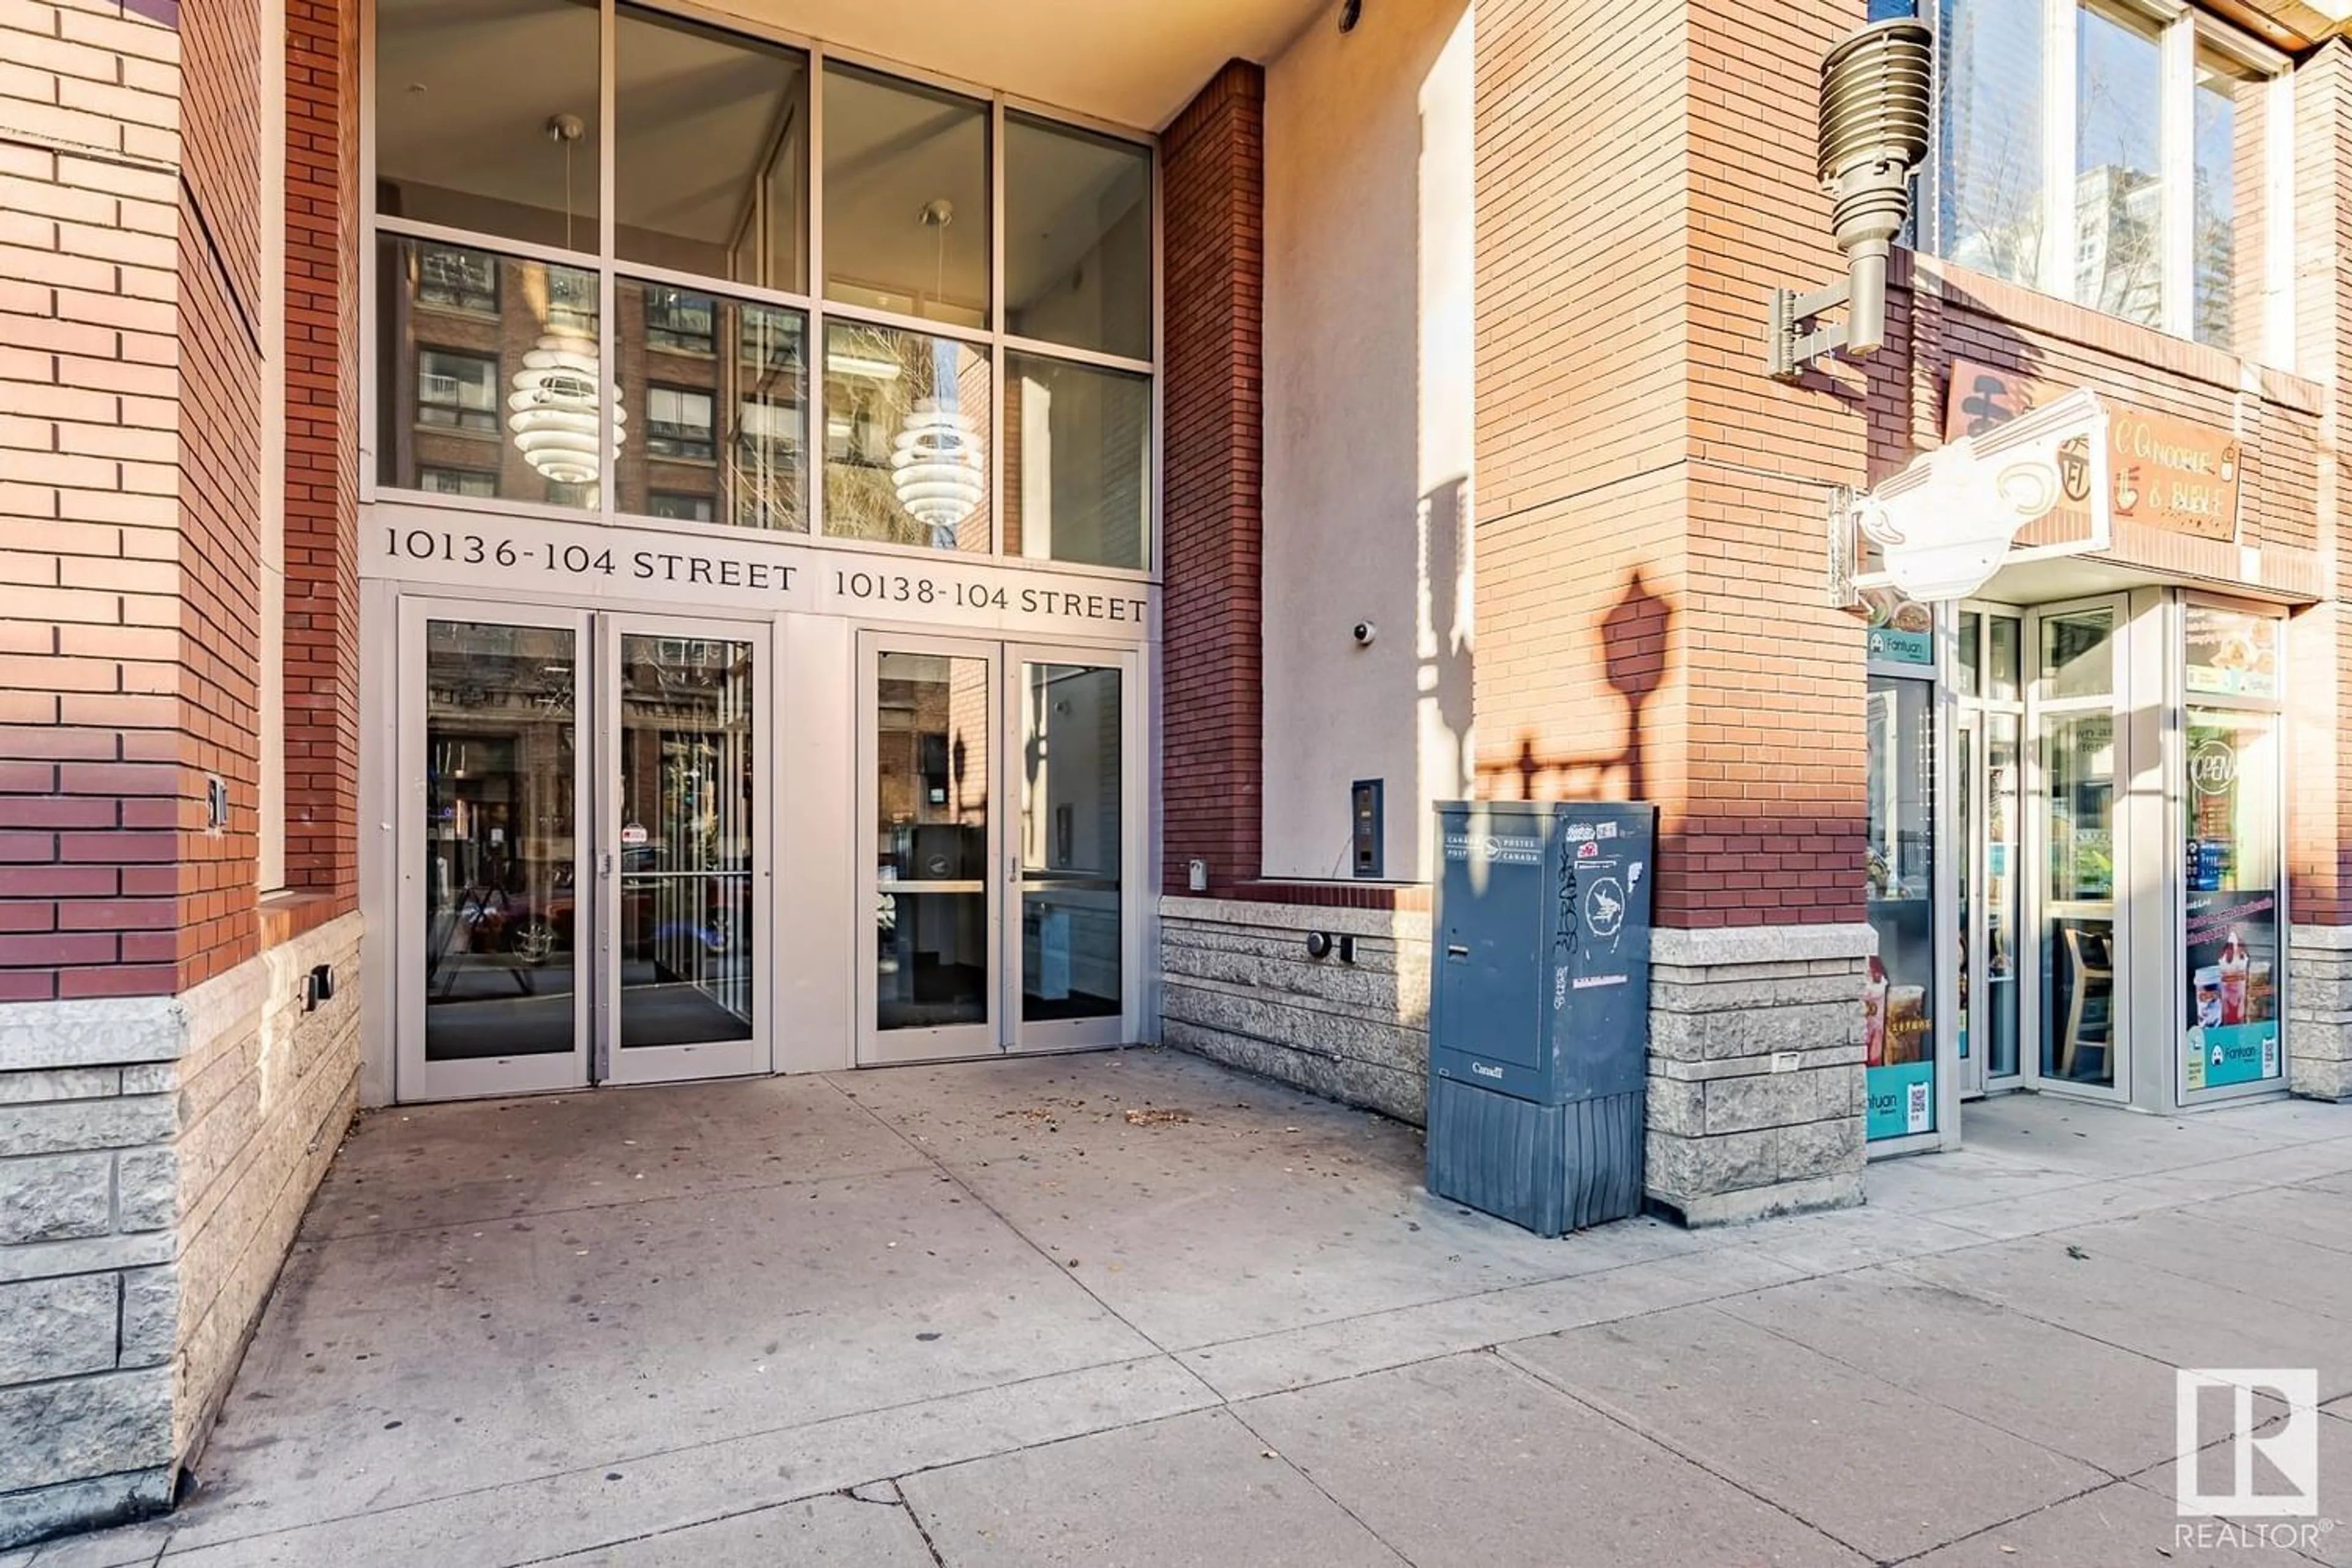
[
  {"xmin": 1850, "ymin": 387, "xmax": 2111, "ymax": 603},
  {"xmin": 364, "ymin": 505, "xmax": 1157, "ymax": 642}
]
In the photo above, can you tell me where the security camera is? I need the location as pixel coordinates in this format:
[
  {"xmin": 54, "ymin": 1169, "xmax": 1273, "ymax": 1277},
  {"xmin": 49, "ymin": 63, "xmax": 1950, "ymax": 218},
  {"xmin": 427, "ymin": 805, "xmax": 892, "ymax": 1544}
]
[{"xmin": 1351, "ymin": 620, "xmax": 1377, "ymax": 647}]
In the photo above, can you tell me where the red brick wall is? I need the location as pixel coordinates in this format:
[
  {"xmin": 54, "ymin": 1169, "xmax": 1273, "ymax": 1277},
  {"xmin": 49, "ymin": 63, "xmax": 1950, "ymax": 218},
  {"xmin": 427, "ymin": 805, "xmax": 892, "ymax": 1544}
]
[
  {"xmin": 0, "ymin": 2, "xmax": 206, "ymax": 1001},
  {"xmin": 1159, "ymin": 60, "xmax": 1264, "ymax": 896},
  {"xmin": 1469, "ymin": 0, "xmax": 1695, "ymax": 842},
  {"xmin": 283, "ymin": 0, "xmax": 359, "ymax": 914},
  {"xmin": 1472, "ymin": 0, "xmax": 1864, "ymax": 931},
  {"xmin": 171, "ymin": 0, "xmax": 266, "ymax": 990},
  {"xmin": 0, "ymin": 0, "xmax": 365, "ymax": 1001}
]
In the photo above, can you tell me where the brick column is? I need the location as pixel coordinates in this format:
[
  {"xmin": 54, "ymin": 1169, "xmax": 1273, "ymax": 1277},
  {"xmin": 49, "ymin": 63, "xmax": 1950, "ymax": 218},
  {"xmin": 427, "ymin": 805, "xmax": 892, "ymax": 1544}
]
[
  {"xmin": 281, "ymin": 0, "xmax": 360, "ymax": 924},
  {"xmin": 2286, "ymin": 40, "xmax": 2352, "ymax": 1101},
  {"xmin": 1472, "ymin": 0, "xmax": 1872, "ymax": 1222},
  {"xmin": 0, "ymin": 0, "xmax": 366, "ymax": 1545},
  {"xmin": 1159, "ymin": 61, "xmax": 1264, "ymax": 897}
]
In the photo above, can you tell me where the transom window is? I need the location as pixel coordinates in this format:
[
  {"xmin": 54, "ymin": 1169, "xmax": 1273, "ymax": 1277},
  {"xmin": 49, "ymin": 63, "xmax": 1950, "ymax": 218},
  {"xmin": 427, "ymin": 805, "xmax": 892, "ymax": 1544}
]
[
  {"xmin": 370, "ymin": 0, "xmax": 1156, "ymax": 570},
  {"xmin": 1927, "ymin": 0, "xmax": 2290, "ymax": 363}
]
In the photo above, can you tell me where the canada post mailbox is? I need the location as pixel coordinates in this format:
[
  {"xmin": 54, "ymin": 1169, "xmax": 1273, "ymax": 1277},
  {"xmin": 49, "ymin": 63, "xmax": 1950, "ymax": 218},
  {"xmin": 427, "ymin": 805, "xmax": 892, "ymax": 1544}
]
[{"xmin": 1427, "ymin": 801, "xmax": 1656, "ymax": 1234}]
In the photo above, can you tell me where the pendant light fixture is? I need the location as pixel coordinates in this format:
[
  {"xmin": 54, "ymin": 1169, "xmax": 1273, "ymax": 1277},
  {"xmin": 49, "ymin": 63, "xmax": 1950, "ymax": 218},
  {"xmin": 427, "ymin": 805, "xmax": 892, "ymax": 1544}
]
[
  {"xmin": 890, "ymin": 394, "xmax": 984, "ymax": 548},
  {"xmin": 887, "ymin": 202, "xmax": 983, "ymax": 546},
  {"xmin": 505, "ymin": 113, "xmax": 624, "ymax": 489}
]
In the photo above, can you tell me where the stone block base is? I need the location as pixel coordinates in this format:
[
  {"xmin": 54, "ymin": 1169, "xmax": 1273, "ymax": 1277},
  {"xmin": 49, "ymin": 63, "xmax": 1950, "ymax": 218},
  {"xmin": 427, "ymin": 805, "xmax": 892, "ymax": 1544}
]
[
  {"xmin": 0, "ymin": 913, "xmax": 363, "ymax": 1550},
  {"xmin": 1644, "ymin": 924, "xmax": 1871, "ymax": 1227},
  {"xmin": 2288, "ymin": 925, "xmax": 2352, "ymax": 1102},
  {"xmin": 1159, "ymin": 896, "xmax": 1431, "ymax": 1125}
]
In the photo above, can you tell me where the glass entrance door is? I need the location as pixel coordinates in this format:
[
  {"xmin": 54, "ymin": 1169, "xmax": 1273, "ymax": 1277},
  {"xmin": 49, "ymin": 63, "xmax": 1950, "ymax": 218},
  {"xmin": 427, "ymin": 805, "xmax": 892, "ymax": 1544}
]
[
  {"xmin": 862, "ymin": 638, "xmax": 1002, "ymax": 1064},
  {"xmin": 857, "ymin": 635, "xmax": 1137, "ymax": 1065},
  {"xmin": 2032, "ymin": 599, "xmax": 2130, "ymax": 1101},
  {"xmin": 602, "ymin": 620, "xmax": 768, "ymax": 1085},
  {"xmin": 1012, "ymin": 650, "xmax": 1133, "ymax": 1052},
  {"xmin": 400, "ymin": 601, "xmax": 769, "ymax": 1099},
  {"xmin": 406, "ymin": 606, "xmax": 592, "ymax": 1099}
]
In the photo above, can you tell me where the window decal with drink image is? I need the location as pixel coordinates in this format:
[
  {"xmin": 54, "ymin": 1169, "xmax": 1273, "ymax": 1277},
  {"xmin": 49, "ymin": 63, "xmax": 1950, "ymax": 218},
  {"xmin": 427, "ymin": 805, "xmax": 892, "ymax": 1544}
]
[
  {"xmin": 2182, "ymin": 710, "xmax": 2282, "ymax": 1091},
  {"xmin": 2184, "ymin": 893, "xmax": 2278, "ymax": 1089}
]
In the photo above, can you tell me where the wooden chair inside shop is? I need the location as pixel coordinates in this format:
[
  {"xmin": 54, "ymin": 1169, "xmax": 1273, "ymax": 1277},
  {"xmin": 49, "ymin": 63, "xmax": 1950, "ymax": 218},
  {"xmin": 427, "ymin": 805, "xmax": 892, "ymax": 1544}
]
[{"xmin": 2060, "ymin": 925, "xmax": 2114, "ymax": 1077}]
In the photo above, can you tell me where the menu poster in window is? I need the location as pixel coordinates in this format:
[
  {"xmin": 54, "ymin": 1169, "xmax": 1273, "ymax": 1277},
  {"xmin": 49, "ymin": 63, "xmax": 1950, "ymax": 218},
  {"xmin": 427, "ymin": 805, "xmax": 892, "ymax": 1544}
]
[
  {"xmin": 2182, "ymin": 888, "xmax": 2280, "ymax": 1090},
  {"xmin": 2185, "ymin": 606, "xmax": 2279, "ymax": 699}
]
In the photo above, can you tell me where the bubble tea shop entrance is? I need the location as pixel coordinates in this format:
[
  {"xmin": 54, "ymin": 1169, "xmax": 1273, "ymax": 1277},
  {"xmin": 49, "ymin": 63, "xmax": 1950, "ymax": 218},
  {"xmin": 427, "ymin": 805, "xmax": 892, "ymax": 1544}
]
[{"xmin": 1863, "ymin": 581, "xmax": 2291, "ymax": 1158}]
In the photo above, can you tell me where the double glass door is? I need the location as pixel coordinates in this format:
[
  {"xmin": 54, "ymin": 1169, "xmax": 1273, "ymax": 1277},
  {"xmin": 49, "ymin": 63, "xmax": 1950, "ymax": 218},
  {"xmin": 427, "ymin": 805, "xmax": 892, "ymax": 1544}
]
[
  {"xmin": 859, "ymin": 635, "xmax": 1137, "ymax": 1065},
  {"xmin": 402, "ymin": 603, "xmax": 768, "ymax": 1099}
]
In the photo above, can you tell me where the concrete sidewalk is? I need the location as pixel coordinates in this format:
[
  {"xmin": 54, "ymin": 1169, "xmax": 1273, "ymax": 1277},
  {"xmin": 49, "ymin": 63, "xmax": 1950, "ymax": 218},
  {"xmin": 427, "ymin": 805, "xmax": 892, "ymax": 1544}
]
[{"xmin": 16, "ymin": 1049, "xmax": 2352, "ymax": 1567}]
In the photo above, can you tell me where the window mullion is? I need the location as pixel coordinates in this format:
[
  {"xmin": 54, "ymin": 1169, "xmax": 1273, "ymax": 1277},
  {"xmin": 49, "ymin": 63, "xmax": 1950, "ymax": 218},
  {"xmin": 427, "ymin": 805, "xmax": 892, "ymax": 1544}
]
[
  {"xmin": 598, "ymin": 0, "xmax": 618, "ymax": 524},
  {"xmin": 809, "ymin": 44, "xmax": 827, "ymax": 540},
  {"xmin": 2042, "ymin": 0, "xmax": 2080, "ymax": 301},
  {"xmin": 990, "ymin": 94, "xmax": 1006, "ymax": 560},
  {"xmin": 2159, "ymin": 15, "xmax": 2195, "ymax": 338}
]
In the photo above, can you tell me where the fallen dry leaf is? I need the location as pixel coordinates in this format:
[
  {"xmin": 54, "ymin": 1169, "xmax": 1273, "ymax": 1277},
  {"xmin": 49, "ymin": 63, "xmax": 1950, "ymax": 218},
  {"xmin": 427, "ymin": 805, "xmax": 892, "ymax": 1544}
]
[{"xmin": 1124, "ymin": 1107, "xmax": 1193, "ymax": 1126}]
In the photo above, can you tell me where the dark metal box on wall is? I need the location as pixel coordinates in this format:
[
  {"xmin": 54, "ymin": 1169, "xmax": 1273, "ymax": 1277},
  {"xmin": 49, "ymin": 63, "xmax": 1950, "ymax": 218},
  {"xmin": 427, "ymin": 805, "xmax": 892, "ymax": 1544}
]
[{"xmin": 1427, "ymin": 801, "xmax": 1657, "ymax": 1235}]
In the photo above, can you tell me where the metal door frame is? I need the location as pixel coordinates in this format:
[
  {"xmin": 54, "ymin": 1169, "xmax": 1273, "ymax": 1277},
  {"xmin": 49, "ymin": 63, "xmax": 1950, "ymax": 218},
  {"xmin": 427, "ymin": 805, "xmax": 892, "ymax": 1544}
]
[
  {"xmin": 1956, "ymin": 601, "xmax": 2030, "ymax": 1101},
  {"xmin": 856, "ymin": 631, "xmax": 1006, "ymax": 1066},
  {"xmin": 396, "ymin": 597, "xmax": 595, "ymax": 1102},
  {"xmin": 2022, "ymin": 592, "xmax": 2135, "ymax": 1106},
  {"xmin": 1005, "ymin": 642, "xmax": 1145, "ymax": 1055},
  {"xmin": 598, "ymin": 613, "xmax": 776, "ymax": 1087},
  {"xmin": 2163, "ymin": 589, "xmax": 2292, "ymax": 1109}
]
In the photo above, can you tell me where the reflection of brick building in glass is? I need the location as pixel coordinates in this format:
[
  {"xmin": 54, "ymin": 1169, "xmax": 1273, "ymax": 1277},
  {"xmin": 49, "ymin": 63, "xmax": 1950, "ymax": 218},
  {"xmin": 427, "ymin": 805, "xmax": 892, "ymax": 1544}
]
[{"xmin": 379, "ymin": 241, "xmax": 805, "ymax": 527}]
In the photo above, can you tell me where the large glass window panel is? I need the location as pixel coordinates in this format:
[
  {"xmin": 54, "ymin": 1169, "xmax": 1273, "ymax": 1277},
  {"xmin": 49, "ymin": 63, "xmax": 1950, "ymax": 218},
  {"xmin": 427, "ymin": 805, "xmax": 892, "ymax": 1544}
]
[
  {"xmin": 375, "ymin": 0, "xmax": 600, "ymax": 251},
  {"xmin": 2076, "ymin": 2, "xmax": 2165, "ymax": 327},
  {"xmin": 823, "ymin": 66, "xmax": 990, "ymax": 328},
  {"xmin": 2183, "ymin": 707, "xmax": 2281, "ymax": 1089},
  {"xmin": 1005, "ymin": 115, "xmax": 1152, "ymax": 360},
  {"xmin": 1864, "ymin": 676, "xmax": 1938, "ymax": 1139},
  {"xmin": 1004, "ymin": 353, "xmax": 1150, "ymax": 570},
  {"xmin": 379, "ymin": 237, "xmax": 605, "ymax": 510},
  {"xmin": 617, "ymin": 636, "xmax": 756, "ymax": 1050},
  {"xmin": 423, "ymin": 620, "xmax": 579, "ymax": 1062},
  {"xmin": 824, "ymin": 322, "xmax": 991, "ymax": 550},
  {"xmin": 2041, "ymin": 709, "xmax": 2118, "ymax": 1087},
  {"xmin": 614, "ymin": 6, "xmax": 808, "ymax": 292},
  {"xmin": 1935, "ymin": 0, "xmax": 2046, "ymax": 287},
  {"xmin": 1020, "ymin": 663, "xmax": 1121, "ymax": 1022},
  {"xmin": 875, "ymin": 652, "xmax": 992, "ymax": 1031},
  {"xmin": 2193, "ymin": 48, "xmax": 2268, "ymax": 357},
  {"xmin": 616, "ymin": 281, "xmax": 807, "ymax": 532}
]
